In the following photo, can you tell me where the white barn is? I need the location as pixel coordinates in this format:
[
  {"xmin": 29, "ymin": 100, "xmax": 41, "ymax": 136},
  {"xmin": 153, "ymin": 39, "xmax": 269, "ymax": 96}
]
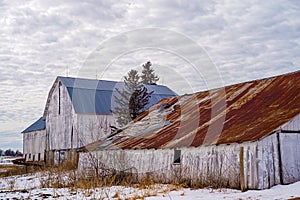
[
  {"xmin": 22, "ymin": 117, "xmax": 46, "ymax": 162},
  {"xmin": 79, "ymin": 71, "xmax": 300, "ymax": 190},
  {"xmin": 40, "ymin": 76, "xmax": 176, "ymax": 165}
]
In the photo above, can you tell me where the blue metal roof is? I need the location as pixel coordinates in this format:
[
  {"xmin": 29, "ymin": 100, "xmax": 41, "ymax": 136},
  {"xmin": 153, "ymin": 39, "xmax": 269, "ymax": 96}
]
[
  {"xmin": 22, "ymin": 117, "xmax": 46, "ymax": 133},
  {"xmin": 58, "ymin": 76, "xmax": 118, "ymax": 91},
  {"xmin": 58, "ymin": 76, "xmax": 177, "ymax": 114}
]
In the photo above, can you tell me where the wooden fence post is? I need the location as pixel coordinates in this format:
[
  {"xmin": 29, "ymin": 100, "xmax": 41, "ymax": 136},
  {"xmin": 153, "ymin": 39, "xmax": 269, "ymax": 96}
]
[{"xmin": 240, "ymin": 146, "xmax": 246, "ymax": 192}]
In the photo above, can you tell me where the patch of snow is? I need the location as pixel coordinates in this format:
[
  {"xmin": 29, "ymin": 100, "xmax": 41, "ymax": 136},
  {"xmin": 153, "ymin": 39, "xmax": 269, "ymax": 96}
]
[
  {"xmin": 0, "ymin": 172, "xmax": 299, "ymax": 199},
  {"xmin": 148, "ymin": 182, "xmax": 300, "ymax": 200}
]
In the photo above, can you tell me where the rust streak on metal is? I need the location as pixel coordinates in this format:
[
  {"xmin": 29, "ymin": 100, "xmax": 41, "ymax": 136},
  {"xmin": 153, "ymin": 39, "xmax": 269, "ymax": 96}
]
[{"xmin": 84, "ymin": 71, "xmax": 300, "ymax": 150}]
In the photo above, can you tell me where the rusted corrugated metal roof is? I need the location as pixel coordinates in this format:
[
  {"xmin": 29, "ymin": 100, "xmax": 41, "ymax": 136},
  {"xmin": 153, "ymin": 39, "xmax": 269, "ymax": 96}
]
[{"xmin": 84, "ymin": 70, "xmax": 300, "ymax": 151}]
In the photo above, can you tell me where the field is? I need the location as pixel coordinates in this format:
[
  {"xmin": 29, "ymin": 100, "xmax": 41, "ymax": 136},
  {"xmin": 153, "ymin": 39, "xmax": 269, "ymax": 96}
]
[
  {"xmin": 0, "ymin": 165, "xmax": 27, "ymax": 178},
  {"xmin": 0, "ymin": 165, "xmax": 300, "ymax": 200}
]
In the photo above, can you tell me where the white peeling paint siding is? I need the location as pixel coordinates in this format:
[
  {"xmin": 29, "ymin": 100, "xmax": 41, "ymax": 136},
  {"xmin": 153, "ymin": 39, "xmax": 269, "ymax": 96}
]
[
  {"xmin": 256, "ymin": 133, "xmax": 280, "ymax": 189},
  {"xmin": 79, "ymin": 142, "xmax": 265, "ymax": 189},
  {"xmin": 281, "ymin": 114, "xmax": 300, "ymax": 131},
  {"xmin": 78, "ymin": 149, "xmax": 174, "ymax": 181},
  {"xmin": 239, "ymin": 142, "xmax": 259, "ymax": 189},
  {"xmin": 79, "ymin": 132, "xmax": 300, "ymax": 190},
  {"xmin": 23, "ymin": 130, "xmax": 46, "ymax": 161},
  {"xmin": 46, "ymin": 82, "xmax": 74, "ymax": 150},
  {"xmin": 180, "ymin": 145, "xmax": 241, "ymax": 187},
  {"xmin": 75, "ymin": 114, "xmax": 115, "ymax": 147},
  {"xmin": 280, "ymin": 133, "xmax": 300, "ymax": 184},
  {"xmin": 46, "ymin": 81, "xmax": 116, "ymax": 151}
]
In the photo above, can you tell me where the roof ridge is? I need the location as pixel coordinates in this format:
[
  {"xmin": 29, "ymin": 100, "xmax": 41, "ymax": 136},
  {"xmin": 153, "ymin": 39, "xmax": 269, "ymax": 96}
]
[{"xmin": 189, "ymin": 70, "xmax": 300, "ymax": 95}]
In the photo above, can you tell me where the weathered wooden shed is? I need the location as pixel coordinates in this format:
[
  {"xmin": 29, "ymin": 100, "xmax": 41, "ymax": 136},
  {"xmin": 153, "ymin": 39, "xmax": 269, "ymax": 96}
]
[
  {"xmin": 79, "ymin": 71, "xmax": 300, "ymax": 190},
  {"xmin": 22, "ymin": 117, "xmax": 46, "ymax": 162},
  {"xmin": 42, "ymin": 76, "xmax": 176, "ymax": 165}
]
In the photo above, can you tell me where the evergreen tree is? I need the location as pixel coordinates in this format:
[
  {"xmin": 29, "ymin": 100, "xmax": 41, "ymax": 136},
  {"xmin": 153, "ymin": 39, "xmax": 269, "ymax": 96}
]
[
  {"xmin": 124, "ymin": 69, "xmax": 140, "ymax": 91},
  {"xmin": 129, "ymin": 86, "xmax": 153, "ymax": 119},
  {"xmin": 141, "ymin": 61, "xmax": 159, "ymax": 84},
  {"xmin": 112, "ymin": 69, "xmax": 153, "ymax": 127},
  {"xmin": 113, "ymin": 70, "xmax": 139, "ymax": 127}
]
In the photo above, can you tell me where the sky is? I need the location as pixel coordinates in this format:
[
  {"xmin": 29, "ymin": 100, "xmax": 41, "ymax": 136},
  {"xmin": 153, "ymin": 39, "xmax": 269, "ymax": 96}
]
[{"xmin": 0, "ymin": 0, "xmax": 299, "ymax": 151}]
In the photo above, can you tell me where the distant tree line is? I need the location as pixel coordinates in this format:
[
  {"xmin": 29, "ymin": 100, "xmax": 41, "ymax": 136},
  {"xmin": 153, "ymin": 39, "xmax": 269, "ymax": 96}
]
[{"xmin": 0, "ymin": 149, "xmax": 23, "ymax": 157}]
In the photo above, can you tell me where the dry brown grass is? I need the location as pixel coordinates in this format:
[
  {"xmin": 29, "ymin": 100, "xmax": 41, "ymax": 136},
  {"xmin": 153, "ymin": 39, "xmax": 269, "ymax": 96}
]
[{"xmin": 0, "ymin": 165, "xmax": 28, "ymax": 177}]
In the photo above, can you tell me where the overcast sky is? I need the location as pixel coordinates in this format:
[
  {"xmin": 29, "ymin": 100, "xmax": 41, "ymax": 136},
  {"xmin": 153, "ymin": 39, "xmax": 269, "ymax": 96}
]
[{"xmin": 0, "ymin": 0, "xmax": 299, "ymax": 151}]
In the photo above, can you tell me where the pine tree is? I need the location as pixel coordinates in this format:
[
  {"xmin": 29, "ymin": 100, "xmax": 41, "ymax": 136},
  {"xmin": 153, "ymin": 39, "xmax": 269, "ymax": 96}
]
[
  {"xmin": 129, "ymin": 86, "xmax": 153, "ymax": 119},
  {"xmin": 112, "ymin": 69, "xmax": 153, "ymax": 127},
  {"xmin": 112, "ymin": 70, "xmax": 140, "ymax": 127},
  {"xmin": 141, "ymin": 61, "xmax": 159, "ymax": 84}
]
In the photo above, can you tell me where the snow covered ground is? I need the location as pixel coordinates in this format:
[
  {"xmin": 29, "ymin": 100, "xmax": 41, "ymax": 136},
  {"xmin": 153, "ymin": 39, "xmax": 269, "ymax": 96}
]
[
  {"xmin": 0, "ymin": 157, "xmax": 16, "ymax": 165},
  {"xmin": 0, "ymin": 172, "xmax": 299, "ymax": 199}
]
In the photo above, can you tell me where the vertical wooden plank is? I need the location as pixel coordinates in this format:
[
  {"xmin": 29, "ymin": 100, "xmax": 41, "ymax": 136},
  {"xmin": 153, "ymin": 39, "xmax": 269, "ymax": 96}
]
[{"xmin": 240, "ymin": 146, "xmax": 246, "ymax": 192}]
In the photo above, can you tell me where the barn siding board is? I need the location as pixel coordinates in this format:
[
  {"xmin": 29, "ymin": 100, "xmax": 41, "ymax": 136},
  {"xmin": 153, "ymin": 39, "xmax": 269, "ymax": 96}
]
[
  {"xmin": 256, "ymin": 133, "xmax": 280, "ymax": 189},
  {"xmin": 243, "ymin": 142, "xmax": 258, "ymax": 189},
  {"xmin": 279, "ymin": 133, "xmax": 300, "ymax": 184}
]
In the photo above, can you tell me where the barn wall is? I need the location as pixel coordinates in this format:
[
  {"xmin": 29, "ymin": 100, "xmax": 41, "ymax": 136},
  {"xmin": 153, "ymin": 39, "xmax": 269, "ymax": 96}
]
[
  {"xmin": 74, "ymin": 114, "xmax": 115, "ymax": 148},
  {"xmin": 46, "ymin": 81, "xmax": 74, "ymax": 150},
  {"xmin": 78, "ymin": 142, "xmax": 261, "ymax": 189},
  {"xmin": 46, "ymin": 81, "xmax": 116, "ymax": 151},
  {"xmin": 23, "ymin": 130, "xmax": 46, "ymax": 162},
  {"xmin": 279, "ymin": 133, "xmax": 300, "ymax": 184},
  {"xmin": 240, "ymin": 142, "xmax": 259, "ymax": 189},
  {"xmin": 256, "ymin": 133, "xmax": 281, "ymax": 189},
  {"xmin": 79, "ymin": 134, "xmax": 296, "ymax": 190},
  {"xmin": 45, "ymin": 80, "xmax": 116, "ymax": 165},
  {"xmin": 78, "ymin": 149, "xmax": 174, "ymax": 181},
  {"xmin": 280, "ymin": 114, "xmax": 300, "ymax": 131}
]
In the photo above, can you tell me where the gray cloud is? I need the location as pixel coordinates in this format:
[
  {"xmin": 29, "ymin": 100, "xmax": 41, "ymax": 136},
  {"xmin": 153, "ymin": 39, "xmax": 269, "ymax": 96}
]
[{"xmin": 0, "ymin": 0, "xmax": 299, "ymax": 150}]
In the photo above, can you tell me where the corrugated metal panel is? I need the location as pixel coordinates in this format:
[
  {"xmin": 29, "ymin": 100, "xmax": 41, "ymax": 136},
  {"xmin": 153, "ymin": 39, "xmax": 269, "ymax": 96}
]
[
  {"xmin": 84, "ymin": 70, "xmax": 300, "ymax": 150},
  {"xmin": 67, "ymin": 88, "xmax": 113, "ymax": 114},
  {"xmin": 58, "ymin": 76, "xmax": 119, "ymax": 91},
  {"xmin": 59, "ymin": 77, "xmax": 177, "ymax": 114},
  {"xmin": 22, "ymin": 117, "xmax": 46, "ymax": 133}
]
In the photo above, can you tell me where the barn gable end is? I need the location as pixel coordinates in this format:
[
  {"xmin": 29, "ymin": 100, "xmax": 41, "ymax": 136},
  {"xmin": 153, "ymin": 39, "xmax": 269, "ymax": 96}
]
[{"xmin": 22, "ymin": 117, "xmax": 46, "ymax": 162}]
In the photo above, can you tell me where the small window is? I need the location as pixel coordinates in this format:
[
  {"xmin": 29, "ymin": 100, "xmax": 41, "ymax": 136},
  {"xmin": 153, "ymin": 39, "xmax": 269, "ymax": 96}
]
[
  {"xmin": 32, "ymin": 155, "xmax": 35, "ymax": 161},
  {"xmin": 38, "ymin": 153, "xmax": 41, "ymax": 161},
  {"xmin": 29, "ymin": 154, "xmax": 31, "ymax": 159},
  {"xmin": 173, "ymin": 149, "xmax": 181, "ymax": 164},
  {"xmin": 25, "ymin": 154, "xmax": 27, "ymax": 160}
]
